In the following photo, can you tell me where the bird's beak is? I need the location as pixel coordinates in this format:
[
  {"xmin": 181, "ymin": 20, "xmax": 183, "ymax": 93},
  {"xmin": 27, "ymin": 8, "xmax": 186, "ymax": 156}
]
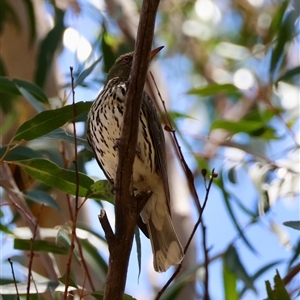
[{"xmin": 149, "ymin": 46, "xmax": 164, "ymax": 61}]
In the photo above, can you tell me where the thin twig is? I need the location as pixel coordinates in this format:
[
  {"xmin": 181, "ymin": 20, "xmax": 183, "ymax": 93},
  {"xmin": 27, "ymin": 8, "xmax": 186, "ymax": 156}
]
[
  {"xmin": 75, "ymin": 234, "xmax": 96, "ymax": 291},
  {"xmin": 70, "ymin": 66, "xmax": 80, "ymax": 210},
  {"xmin": 201, "ymin": 222, "xmax": 209, "ymax": 300},
  {"xmin": 64, "ymin": 66, "xmax": 80, "ymax": 299},
  {"xmin": 27, "ymin": 205, "xmax": 44, "ymax": 299},
  {"xmin": 8, "ymin": 258, "xmax": 20, "ymax": 300},
  {"xmin": 98, "ymin": 210, "xmax": 115, "ymax": 242},
  {"xmin": 150, "ymin": 71, "xmax": 202, "ymax": 213}
]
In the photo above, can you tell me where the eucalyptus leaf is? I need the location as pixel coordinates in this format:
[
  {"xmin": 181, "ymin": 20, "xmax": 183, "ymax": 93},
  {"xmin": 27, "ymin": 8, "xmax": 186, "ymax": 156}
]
[
  {"xmin": 75, "ymin": 57, "xmax": 102, "ymax": 87},
  {"xmin": 188, "ymin": 84, "xmax": 239, "ymax": 97},
  {"xmin": 13, "ymin": 101, "xmax": 92, "ymax": 141},
  {"xmin": 14, "ymin": 238, "xmax": 68, "ymax": 254},
  {"xmin": 13, "ymin": 78, "xmax": 49, "ymax": 104},
  {"xmin": 25, "ymin": 189, "xmax": 60, "ymax": 211},
  {"xmin": 34, "ymin": 9, "xmax": 65, "ymax": 88},
  {"xmin": 215, "ymin": 174, "xmax": 258, "ymax": 254},
  {"xmin": 80, "ymin": 239, "xmax": 108, "ymax": 278},
  {"xmin": 59, "ymin": 272, "xmax": 78, "ymax": 288},
  {"xmin": 283, "ymin": 221, "xmax": 300, "ymax": 231},
  {"xmin": 224, "ymin": 245, "xmax": 256, "ymax": 293},
  {"xmin": 276, "ymin": 66, "xmax": 300, "ymax": 84},
  {"xmin": 86, "ymin": 180, "xmax": 114, "ymax": 203},
  {"xmin": 265, "ymin": 270, "xmax": 290, "ymax": 300},
  {"xmin": 223, "ymin": 258, "xmax": 238, "ymax": 300},
  {"xmin": 42, "ymin": 128, "xmax": 91, "ymax": 149},
  {"xmin": 14, "ymin": 158, "xmax": 94, "ymax": 197},
  {"xmin": 0, "ymin": 146, "xmax": 42, "ymax": 161}
]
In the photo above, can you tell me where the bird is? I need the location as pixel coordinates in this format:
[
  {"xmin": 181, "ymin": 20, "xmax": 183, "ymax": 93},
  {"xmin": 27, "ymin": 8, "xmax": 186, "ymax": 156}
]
[{"xmin": 87, "ymin": 46, "xmax": 184, "ymax": 272}]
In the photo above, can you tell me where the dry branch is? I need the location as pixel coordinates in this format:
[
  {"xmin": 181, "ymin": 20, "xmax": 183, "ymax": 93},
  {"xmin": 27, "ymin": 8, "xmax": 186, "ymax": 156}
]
[{"xmin": 102, "ymin": 1, "xmax": 161, "ymax": 299}]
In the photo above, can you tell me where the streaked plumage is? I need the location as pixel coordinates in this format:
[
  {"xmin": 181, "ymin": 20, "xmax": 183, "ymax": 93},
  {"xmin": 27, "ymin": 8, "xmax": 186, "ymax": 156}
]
[{"xmin": 87, "ymin": 48, "xmax": 184, "ymax": 272}]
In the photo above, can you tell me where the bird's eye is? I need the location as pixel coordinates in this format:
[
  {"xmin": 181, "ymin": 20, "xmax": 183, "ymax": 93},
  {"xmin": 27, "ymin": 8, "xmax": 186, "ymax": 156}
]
[{"xmin": 122, "ymin": 56, "xmax": 130, "ymax": 63}]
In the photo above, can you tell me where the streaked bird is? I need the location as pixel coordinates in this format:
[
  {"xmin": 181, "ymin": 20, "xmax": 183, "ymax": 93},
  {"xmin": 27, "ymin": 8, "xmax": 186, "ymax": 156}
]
[{"xmin": 87, "ymin": 47, "xmax": 184, "ymax": 272}]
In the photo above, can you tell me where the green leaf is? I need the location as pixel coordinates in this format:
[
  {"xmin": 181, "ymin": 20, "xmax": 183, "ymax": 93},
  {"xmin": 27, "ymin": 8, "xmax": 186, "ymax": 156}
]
[
  {"xmin": 13, "ymin": 101, "xmax": 92, "ymax": 141},
  {"xmin": 80, "ymin": 239, "xmax": 108, "ymax": 277},
  {"xmin": 240, "ymin": 260, "xmax": 282, "ymax": 297},
  {"xmin": 227, "ymin": 166, "xmax": 237, "ymax": 184},
  {"xmin": 25, "ymin": 189, "xmax": 60, "ymax": 211},
  {"xmin": 34, "ymin": 9, "xmax": 65, "ymax": 88},
  {"xmin": 160, "ymin": 265, "xmax": 200, "ymax": 300},
  {"xmin": 16, "ymin": 86, "xmax": 44, "ymax": 113},
  {"xmin": 14, "ymin": 158, "xmax": 94, "ymax": 197},
  {"xmin": 0, "ymin": 224, "xmax": 14, "ymax": 235},
  {"xmin": 269, "ymin": 3, "xmax": 298, "ymax": 81},
  {"xmin": 188, "ymin": 84, "xmax": 239, "ymax": 97},
  {"xmin": 223, "ymin": 257, "xmax": 238, "ymax": 300},
  {"xmin": 210, "ymin": 119, "xmax": 278, "ymax": 139},
  {"xmin": 14, "ymin": 238, "xmax": 68, "ymax": 254},
  {"xmin": 224, "ymin": 245, "xmax": 256, "ymax": 293},
  {"xmin": 168, "ymin": 111, "xmax": 195, "ymax": 121},
  {"xmin": 0, "ymin": 77, "xmax": 48, "ymax": 105},
  {"xmin": 269, "ymin": 0, "xmax": 289, "ymax": 38},
  {"xmin": 56, "ymin": 227, "xmax": 81, "ymax": 265},
  {"xmin": 283, "ymin": 221, "xmax": 300, "ymax": 231},
  {"xmin": 276, "ymin": 66, "xmax": 300, "ymax": 84},
  {"xmin": 0, "ymin": 76, "xmax": 21, "ymax": 97},
  {"xmin": 288, "ymin": 238, "xmax": 300, "ymax": 268},
  {"xmin": 265, "ymin": 270, "xmax": 290, "ymax": 300},
  {"xmin": 76, "ymin": 224, "xmax": 106, "ymax": 243},
  {"xmin": 211, "ymin": 119, "xmax": 264, "ymax": 133},
  {"xmin": 59, "ymin": 272, "xmax": 78, "ymax": 289},
  {"xmin": 0, "ymin": 281, "xmax": 59, "ymax": 295},
  {"xmin": 101, "ymin": 30, "xmax": 116, "ymax": 73},
  {"xmin": 0, "ymin": 146, "xmax": 42, "ymax": 161},
  {"xmin": 42, "ymin": 128, "xmax": 91, "ymax": 150},
  {"xmin": 75, "ymin": 57, "xmax": 102, "ymax": 87},
  {"xmin": 266, "ymin": 280, "xmax": 275, "ymax": 300},
  {"xmin": 13, "ymin": 78, "xmax": 49, "ymax": 105},
  {"xmin": 215, "ymin": 174, "xmax": 258, "ymax": 254},
  {"xmin": 86, "ymin": 180, "xmax": 114, "ymax": 203}
]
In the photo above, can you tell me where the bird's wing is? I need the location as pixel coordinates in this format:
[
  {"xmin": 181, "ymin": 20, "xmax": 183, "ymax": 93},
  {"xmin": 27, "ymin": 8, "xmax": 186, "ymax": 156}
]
[{"xmin": 142, "ymin": 93, "xmax": 171, "ymax": 213}]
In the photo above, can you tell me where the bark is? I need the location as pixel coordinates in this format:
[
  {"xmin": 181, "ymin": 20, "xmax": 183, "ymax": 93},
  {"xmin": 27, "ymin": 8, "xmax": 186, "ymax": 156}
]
[{"xmin": 104, "ymin": 0, "xmax": 197, "ymax": 299}]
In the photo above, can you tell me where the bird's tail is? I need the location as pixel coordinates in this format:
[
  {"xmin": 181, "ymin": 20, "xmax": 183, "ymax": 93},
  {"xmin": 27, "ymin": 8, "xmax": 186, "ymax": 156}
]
[{"xmin": 146, "ymin": 213, "xmax": 184, "ymax": 272}]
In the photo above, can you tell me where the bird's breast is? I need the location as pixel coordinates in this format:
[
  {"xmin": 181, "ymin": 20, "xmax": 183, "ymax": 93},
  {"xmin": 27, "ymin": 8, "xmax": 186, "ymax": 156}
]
[{"xmin": 88, "ymin": 81, "xmax": 155, "ymax": 188}]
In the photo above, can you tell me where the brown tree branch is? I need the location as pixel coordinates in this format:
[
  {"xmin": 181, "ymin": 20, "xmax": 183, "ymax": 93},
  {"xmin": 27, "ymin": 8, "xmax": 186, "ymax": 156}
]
[{"xmin": 102, "ymin": 1, "xmax": 160, "ymax": 299}]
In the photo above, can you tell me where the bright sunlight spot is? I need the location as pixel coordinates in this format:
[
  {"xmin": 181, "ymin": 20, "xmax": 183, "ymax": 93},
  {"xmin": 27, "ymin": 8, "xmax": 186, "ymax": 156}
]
[
  {"xmin": 215, "ymin": 42, "xmax": 249, "ymax": 60},
  {"xmin": 247, "ymin": 0, "xmax": 264, "ymax": 8},
  {"xmin": 63, "ymin": 27, "xmax": 92, "ymax": 62},
  {"xmin": 195, "ymin": 0, "xmax": 221, "ymax": 23},
  {"xmin": 233, "ymin": 68, "xmax": 255, "ymax": 90},
  {"xmin": 182, "ymin": 20, "xmax": 212, "ymax": 40},
  {"xmin": 276, "ymin": 82, "xmax": 300, "ymax": 110}
]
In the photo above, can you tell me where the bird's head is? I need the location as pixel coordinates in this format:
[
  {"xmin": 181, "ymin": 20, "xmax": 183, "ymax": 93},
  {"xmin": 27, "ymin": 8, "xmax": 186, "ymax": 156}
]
[{"xmin": 106, "ymin": 46, "xmax": 164, "ymax": 83}]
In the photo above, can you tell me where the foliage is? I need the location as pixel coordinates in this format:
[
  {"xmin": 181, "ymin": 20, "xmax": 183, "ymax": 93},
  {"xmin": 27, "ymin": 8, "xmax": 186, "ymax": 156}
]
[{"xmin": 0, "ymin": 0, "xmax": 299, "ymax": 299}]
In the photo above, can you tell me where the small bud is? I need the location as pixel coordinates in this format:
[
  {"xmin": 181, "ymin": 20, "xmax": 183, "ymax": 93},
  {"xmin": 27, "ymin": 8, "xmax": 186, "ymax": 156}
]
[
  {"xmin": 201, "ymin": 168, "xmax": 207, "ymax": 177},
  {"xmin": 164, "ymin": 125, "xmax": 174, "ymax": 132},
  {"xmin": 212, "ymin": 172, "xmax": 218, "ymax": 178}
]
